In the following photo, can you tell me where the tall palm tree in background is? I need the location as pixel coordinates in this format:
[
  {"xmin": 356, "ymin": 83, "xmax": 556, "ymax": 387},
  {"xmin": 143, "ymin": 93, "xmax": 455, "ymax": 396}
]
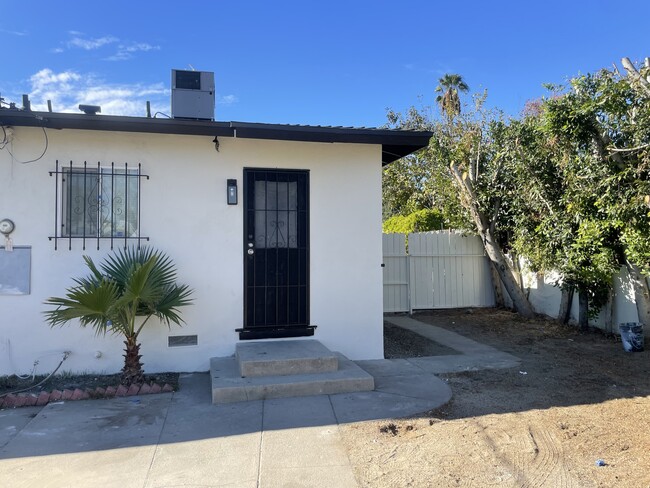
[
  {"xmin": 435, "ymin": 73, "xmax": 469, "ymax": 118},
  {"xmin": 44, "ymin": 247, "xmax": 193, "ymax": 385}
]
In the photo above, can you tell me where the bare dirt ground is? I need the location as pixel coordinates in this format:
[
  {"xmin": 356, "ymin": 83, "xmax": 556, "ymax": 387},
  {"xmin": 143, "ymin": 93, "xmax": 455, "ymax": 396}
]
[{"xmin": 341, "ymin": 309, "xmax": 650, "ymax": 488}]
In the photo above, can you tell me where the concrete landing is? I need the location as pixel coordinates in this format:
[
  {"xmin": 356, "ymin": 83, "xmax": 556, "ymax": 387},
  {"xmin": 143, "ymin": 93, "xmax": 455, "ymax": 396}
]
[
  {"xmin": 236, "ymin": 339, "xmax": 338, "ymax": 377},
  {"xmin": 211, "ymin": 353, "xmax": 374, "ymax": 404}
]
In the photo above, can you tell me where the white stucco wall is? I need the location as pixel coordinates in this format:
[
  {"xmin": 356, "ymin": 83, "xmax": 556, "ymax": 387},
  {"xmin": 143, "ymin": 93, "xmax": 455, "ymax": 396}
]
[
  {"xmin": 522, "ymin": 266, "xmax": 639, "ymax": 331},
  {"xmin": 0, "ymin": 126, "xmax": 384, "ymax": 376}
]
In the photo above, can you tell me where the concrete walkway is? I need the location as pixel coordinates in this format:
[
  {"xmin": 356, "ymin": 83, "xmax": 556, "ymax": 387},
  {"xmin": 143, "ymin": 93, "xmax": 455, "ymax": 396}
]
[{"xmin": 0, "ymin": 317, "xmax": 519, "ymax": 488}]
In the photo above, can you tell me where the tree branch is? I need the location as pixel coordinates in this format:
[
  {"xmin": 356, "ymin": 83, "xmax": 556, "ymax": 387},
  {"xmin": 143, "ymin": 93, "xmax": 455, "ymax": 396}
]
[
  {"xmin": 621, "ymin": 57, "xmax": 650, "ymax": 97},
  {"xmin": 489, "ymin": 197, "xmax": 501, "ymax": 235},
  {"xmin": 608, "ymin": 142, "xmax": 650, "ymax": 153}
]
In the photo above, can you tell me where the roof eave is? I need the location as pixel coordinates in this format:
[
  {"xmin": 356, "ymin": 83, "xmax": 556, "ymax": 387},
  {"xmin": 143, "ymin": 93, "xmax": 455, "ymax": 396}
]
[{"xmin": 0, "ymin": 110, "xmax": 431, "ymax": 164}]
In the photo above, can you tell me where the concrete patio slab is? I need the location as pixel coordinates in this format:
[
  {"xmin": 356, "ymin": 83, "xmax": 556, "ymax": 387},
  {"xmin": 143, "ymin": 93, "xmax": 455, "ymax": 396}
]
[
  {"xmin": 329, "ymin": 389, "xmax": 448, "ymax": 424},
  {"xmin": 0, "ymin": 406, "xmax": 40, "ymax": 448},
  {"xmin": 374, "ymin": 373, "xmax": 452, "ymax": 402},
  {"xmin": 0, "ymin": 316, "xmax": 520, "ymax": 487},
  {"xmin": 260, "ymin": 465, "xmax": 359, "ymax": 488},
  {"xmin": 356, "ymin": 358, "xmax": 425, "ymax": 377}
]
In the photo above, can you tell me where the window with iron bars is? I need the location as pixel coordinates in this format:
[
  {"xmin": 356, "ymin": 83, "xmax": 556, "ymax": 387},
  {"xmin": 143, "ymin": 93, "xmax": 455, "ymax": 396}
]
[{"xmin": 49, "ymin": 160, "xmax": 149, "ymax": 250}]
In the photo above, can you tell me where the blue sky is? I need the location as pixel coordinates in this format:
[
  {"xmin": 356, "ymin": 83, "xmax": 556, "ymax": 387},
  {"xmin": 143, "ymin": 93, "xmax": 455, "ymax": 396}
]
[{"xmin": 1, "ymin": 0, "xmax": 648, "ymax": 127}]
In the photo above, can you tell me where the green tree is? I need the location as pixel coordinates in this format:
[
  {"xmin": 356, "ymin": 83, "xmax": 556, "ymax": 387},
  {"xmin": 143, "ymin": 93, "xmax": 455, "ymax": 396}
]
[
  {"xmin": 536, "ymin": 58, "xmax": 650, "ymax": 327},
  {"xmin": 44, "ymin": 247, "xmax": 193, "ymax": 385},
  {"xmin": 383, "ymin": 105, "xmax": 470, "ymax": 228},
  {"xmin": 435, "ymin": 73, "xmax": 469, "ymax": 119},
  {"xmin": 439, "ymin": 95, "xmax": 535, "ymax": 317},
  {"xmin": 385, "ymin": 89, "xmax": 535, "ymax": 317},
  {"xmin": 500, "ymin": 57, "xmax": 650, "ymax": 328}
]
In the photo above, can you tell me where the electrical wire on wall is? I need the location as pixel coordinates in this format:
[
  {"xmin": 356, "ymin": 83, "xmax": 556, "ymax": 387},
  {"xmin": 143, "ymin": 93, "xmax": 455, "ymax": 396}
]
[
  {"xmin": 0, "ymin": 125, "xmax": 9, "ymax": 149},
  {"xmin": 0, "ymin": 125, "xmax": 49, "ymax": 164}
]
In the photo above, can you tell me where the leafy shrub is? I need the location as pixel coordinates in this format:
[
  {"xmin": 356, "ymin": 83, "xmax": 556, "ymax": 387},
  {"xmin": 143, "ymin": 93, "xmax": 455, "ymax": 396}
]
[{"xmin": 383, "ymin": 209, "xmax": 446, "ymax": 234}]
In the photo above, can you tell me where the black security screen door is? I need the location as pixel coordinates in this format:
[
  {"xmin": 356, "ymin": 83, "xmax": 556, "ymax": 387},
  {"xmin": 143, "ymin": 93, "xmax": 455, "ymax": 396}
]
[{"xmin": 238, "ymin": 169, "xmax": 313, "ymax": 340}]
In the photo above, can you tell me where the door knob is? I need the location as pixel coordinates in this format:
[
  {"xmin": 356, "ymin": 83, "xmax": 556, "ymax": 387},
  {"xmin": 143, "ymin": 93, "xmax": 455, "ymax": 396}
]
[{"xmin": 247, "ymin": 249, "xmax": 254, "ymax": 255}]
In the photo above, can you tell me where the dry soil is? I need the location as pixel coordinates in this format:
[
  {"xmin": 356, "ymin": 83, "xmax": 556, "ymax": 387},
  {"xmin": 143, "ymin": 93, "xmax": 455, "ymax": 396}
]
[{"xmin": 342, "ymin": 309, "xmax": 650, "ymax": 488}]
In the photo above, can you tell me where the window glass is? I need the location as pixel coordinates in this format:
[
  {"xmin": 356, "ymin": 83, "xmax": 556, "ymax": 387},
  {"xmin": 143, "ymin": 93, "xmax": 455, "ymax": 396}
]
[
  {"xmin": 254, "ymin": 180, "xmax": 297, "ymax": 248},
  {"xmin": 62, "ymin": 167, "xmax": 139, "ymax": 238}
]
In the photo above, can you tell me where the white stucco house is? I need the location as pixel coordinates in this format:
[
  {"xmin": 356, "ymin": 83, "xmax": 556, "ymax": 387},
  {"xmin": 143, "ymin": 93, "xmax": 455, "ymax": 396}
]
[{"xmin": 0, "ymin": 86, "xmax": 431, "ymax": 377}]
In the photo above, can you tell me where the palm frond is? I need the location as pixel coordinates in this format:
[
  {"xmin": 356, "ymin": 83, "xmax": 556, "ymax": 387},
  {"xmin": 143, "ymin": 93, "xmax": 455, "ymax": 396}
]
[
  {"xmin": 44, "ymin": 279, "xmax": 120, "ymax": 334},
  {"xmin": 151, "ymin": 284, "xmax": 194, "ymax": 326},
  {"xmin": 45, "ymin": 246, "xmax": 193, "ymax": 384}
]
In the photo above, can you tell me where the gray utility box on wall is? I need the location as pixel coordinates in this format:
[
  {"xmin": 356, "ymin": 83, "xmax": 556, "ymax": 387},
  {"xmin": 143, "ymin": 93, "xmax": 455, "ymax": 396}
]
[{"xmin": 171, "ymin": 69, "xmax": 215, "ymax": 120}]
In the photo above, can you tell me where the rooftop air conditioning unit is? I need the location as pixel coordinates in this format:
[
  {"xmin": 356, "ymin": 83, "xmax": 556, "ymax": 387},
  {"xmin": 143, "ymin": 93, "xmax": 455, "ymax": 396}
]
[{"xmin": 171, "ymin": 69, "xmax": 215, "ymax": 120}]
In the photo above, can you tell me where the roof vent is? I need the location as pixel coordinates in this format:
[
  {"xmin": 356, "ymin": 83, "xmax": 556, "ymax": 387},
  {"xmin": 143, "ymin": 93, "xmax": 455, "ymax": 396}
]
[
  {"xmin": 171, "ymin": 69, "xmax": 215, "ymax": 120},
  {"xmin": 79, "ymin": 104, "xmax": 101, "ymax": 115}
]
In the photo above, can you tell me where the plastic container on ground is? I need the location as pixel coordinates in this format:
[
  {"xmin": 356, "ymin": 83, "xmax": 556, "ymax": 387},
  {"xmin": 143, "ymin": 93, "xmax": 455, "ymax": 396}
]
[{"xmin": 618, "ymin": 322, "xmax": 644, "ymax": 352}]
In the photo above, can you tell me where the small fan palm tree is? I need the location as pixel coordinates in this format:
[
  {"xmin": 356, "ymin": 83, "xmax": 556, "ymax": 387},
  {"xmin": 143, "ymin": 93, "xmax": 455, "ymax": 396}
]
[
  {"xmin": 435, "ymin": 73, "xmax": 469, "ymax": 119},
  {"xmin": 44, "ymin": 247, "xmax": 193, "ymax": 385}
]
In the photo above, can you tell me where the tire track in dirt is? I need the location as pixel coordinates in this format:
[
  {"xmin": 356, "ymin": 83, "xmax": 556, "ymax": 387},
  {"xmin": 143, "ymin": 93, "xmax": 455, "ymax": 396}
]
[{"xmin": 476, "ymin": 417, "xmax": 579, "ymax": 488}]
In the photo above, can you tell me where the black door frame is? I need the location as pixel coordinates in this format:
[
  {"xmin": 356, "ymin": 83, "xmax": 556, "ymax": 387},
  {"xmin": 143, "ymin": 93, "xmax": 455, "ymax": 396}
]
[{"xmin": 236, "ymin": 168, "xmax": 315, "ymax": 340}]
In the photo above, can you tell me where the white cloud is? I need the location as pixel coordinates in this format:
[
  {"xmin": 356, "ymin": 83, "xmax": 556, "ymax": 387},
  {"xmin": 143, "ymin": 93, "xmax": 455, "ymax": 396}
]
[
  {"xmin": 104, "ymin": 42, "xmax": 160, "ymax": 61},
  {"xmin": 25, "ymin": 68, "xmax": 169, "ymax": 117},
  {"xmin": 68, "ymin": 35, "xmax": 118, "ymax": 50},
  {"xmin": 124, "ymin": 42, "xmax": 158, "ymax": 53},
  {"xmin": 55, "ymin": 33, "xmax": 160, "ymax": 61},
  {"xmin": 218, "ymin": 94, "xmax": 239, "ymax": 105},
  {"xmin": 0, "ymin": 28, "xmax": 27, "ymax": 36}
]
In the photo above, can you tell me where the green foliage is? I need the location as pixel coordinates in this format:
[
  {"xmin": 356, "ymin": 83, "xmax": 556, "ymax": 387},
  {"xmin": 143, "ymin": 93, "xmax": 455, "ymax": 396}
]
[
  {"xmin": 385, "ymin": 59, "xmax": 650, "ymax": 319},
  {"xmin": 45, "ymin": 247, "xmax": 193, "ymax": 338},
  {"xmin": 382, "ymin": 98, "xmax": 473, "ymax": 230},
  {"xmin": 44, "ymin": 247, "xmax": 193, "ymax": 383},
  {"xmin": 383, "ymin": 209, "xmax": 446, "ymax": 234},
  {"xmin": 507, "ymin": 60, "xmax": 650, "ymax": 317}
]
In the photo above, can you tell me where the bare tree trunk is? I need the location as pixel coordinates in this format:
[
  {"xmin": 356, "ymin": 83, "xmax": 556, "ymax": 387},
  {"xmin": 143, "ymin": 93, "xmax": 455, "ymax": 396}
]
[
  {"xmin": 450, "ymin": 164, "xmax": 535, "ymax": 318},
  {"xmin": 510, "ymin": 251, "xmax": 524, "ymax": 291},
  {"xmin": 558, "ymin": 288, "xmax": 574, "ymax": 324},
  {"xmin": 603, "ymin": 286, "xmax": 615, "ymax": 334},
  {"xmin": 489, "ymin": 262, "xmax": 505, "ymax": 307},
  {"xmin": 578, "ymin": 292, "xmax": 589, "ymax": 331},
  {"xmin": 626, "ymin": 261, "xmax": 650, "ymax": 327}
]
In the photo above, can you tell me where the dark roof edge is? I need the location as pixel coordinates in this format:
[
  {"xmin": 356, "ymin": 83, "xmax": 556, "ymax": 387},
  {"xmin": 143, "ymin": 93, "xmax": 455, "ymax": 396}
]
[{"xmin": 0, "ymin": 110, "xmax": 431, "ymax": 164}]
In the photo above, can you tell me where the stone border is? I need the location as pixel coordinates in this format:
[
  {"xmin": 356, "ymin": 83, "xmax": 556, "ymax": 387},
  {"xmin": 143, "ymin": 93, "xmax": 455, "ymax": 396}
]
[{"xmin": 0, "ymin": 383, "xmax": 175, "ymax": 409}]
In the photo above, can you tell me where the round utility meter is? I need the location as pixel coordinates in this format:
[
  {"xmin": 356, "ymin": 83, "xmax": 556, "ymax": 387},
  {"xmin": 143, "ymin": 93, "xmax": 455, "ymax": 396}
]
[{"xmin": 0, "ymin": 219, "xmax": 15, "ymax": 236}]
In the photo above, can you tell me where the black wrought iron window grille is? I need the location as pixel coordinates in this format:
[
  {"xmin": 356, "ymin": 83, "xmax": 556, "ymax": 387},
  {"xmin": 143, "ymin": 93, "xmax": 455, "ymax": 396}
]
[{"xmin": 49, "ymin": 160, "xmax": 150, "ymax": 250}]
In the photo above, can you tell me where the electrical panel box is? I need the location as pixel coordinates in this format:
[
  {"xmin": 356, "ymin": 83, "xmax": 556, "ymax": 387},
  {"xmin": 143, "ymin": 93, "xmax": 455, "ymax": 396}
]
[{"xmin": 171, "ymin": 69, "xmax": 215, "ymax": 120}]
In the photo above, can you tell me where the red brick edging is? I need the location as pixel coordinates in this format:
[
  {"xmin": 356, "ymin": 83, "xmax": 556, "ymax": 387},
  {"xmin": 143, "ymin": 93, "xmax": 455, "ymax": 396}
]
[{"xmin": 0, "ymin": 383, "xmax": 175, "ymax": 409}]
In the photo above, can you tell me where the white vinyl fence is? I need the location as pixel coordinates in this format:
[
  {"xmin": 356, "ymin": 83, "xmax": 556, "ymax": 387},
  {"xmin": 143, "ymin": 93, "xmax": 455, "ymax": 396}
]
[
  {"xmin": 383, "ymin": 231, "xmax": 495, "ymax": 313},
  {"xmin": 383, "ymin": 231, "xmax": 643, "ymax": 332}
]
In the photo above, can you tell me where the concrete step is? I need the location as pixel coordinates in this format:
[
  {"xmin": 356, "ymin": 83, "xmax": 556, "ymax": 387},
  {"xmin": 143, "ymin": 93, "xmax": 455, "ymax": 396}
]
[
  {"xmin": 210, "ymin": 353, "xmax": 375, "ymax": 404},
  {"xmin": 235, "ymin": 340, "xmax": 338, "ymax": 377}
]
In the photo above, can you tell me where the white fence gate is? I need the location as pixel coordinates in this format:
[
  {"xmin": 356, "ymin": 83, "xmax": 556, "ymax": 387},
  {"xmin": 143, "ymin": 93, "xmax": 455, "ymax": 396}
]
[{"xmin": 382, "ymin": 231, "xmax": 495, "ymax": 313}]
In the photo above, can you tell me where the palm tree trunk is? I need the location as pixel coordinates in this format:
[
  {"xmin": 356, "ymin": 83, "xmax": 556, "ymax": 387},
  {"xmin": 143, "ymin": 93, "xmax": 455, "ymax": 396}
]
[{"xmin": 122, "ymin": 336, "xmax": 145, "ymax": 385}]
